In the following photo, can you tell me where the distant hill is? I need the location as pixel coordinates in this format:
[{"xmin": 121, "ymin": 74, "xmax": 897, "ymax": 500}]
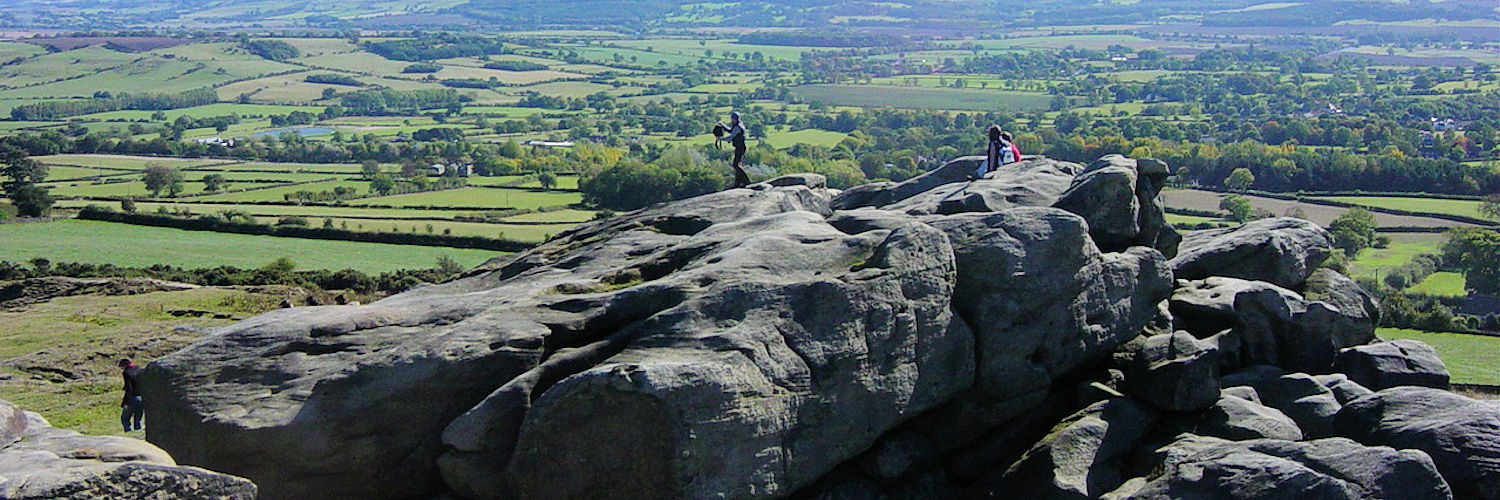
[{"xmin": 0, "ymin": 0, "xmax": 1492, "ymax": 30}]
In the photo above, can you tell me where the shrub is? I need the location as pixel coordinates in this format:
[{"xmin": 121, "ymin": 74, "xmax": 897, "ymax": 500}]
[
  {"xmin": 402, "ymin": 63, "xmax": 443, "ymax": 74},
  {"xmin": 276, "ymin": 215, "xmax": 309, "ymax": 226}
]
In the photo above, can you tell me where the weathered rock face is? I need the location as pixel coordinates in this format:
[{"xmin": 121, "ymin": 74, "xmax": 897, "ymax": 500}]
[
  {"xmin": 1188, "ymin": 393, "xmax": 1304, "ymax": 441},
  {"xmin": 1170, "ymin": 217, "xmax": 1332, "ymax": 289},
  {"xmin": 1124, "ymin": 330, "xmax": 1220, "ymax": 412},
  {"xmin": 1052, "ymin": 154, "xmax": 1180, "ymax": 257},
  {"xmin": 1170, "ymin": 277, "xmax": 1376, "ymax": 373},
  {"xmin": 1123, "ymin": 435, "xmax": 1452, "ymax": 500},
  {"xmin": 832, "ymin": 156, "xmax": 1070, "ymax": 212},
  {"xmin": 0, "ymin": 399, "xmax": 256, "ymax": 500},
  {"xmin": 1334, "ymin": 340, "xmax": 1451, "ymax": 391},
  {"xmin": 880, "ymin": 158, "xmax": 1079, "ymax": 216},
  {"xmin": 1335, "ymin": 387, "xmax": 1500, "ymax": 500},
  {"xmin": 986, "ymin": 397, "xmax": 1158, "ymax": 498},
  {"xmin": 479, "ymin": 215, "xmax": 973, "ymax": 500},
  {"xmin": 1222, "ymin": 369, "xmax": 1344, "ymax": 439},
  {"xmin": 147, "ymin": 183, "xmax": 960, "ymax": 500},
  {"xmin": 138, "ymin": 155, "xmax": 1492, "ymax": 500},
  {"xmin": 923, "ymin": 209, "xmax": 1173, "ymax": 424}
]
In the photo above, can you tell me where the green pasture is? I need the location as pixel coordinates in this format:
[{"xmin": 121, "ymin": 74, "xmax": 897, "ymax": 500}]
[
  {"xmin": 761, "ymin": 129, "xmax": 850, "ymax": 148},
  {"xmin": 79, "ymin": 103, "xmax": 328, "ymax": 122},
  {"xmin": 0, "ymin": 121, "xmax": 62, "ymax": 131},
  {"xmin": 790, "ymin": 85, "xmax": 1052, "ymax": 112},
  {"xmin": 51, "ymin": 199, "xmax": 474, "ymax": 219},
  {"xmin": 43, "ymin": 166, "xmax": 117, "ymax": 181},
  {"xmin": 501, "ymin": 209, "xmax": 598, "ymax": 223},
  {"xmin": 0, "ymin": 46, "xmax": 141, "ymax": 88},
  {"xmin": 515, "ymin": 80, "xmax": 619, "ymax": 98},
  {"xmin": 300, "ymin": 51, "xmax": 412, "ymax": 77},
  {"xmin": 0, "ymin": 288, "xmax": 285, "ymax": 436},
  {"xmin": 0, "ymin": 41, "xmax": 47, "ymax": 61},
  {"xmin": 254, "ymin": 216, "xmax": 563, "ymax": 243},
  {"xmin": 460, "ymin": 106, "xmax": 557, "ymax": 117},
  {"xmin": 211, "ymin": 161, "xmax": 368, "ymax": 173},
  {"xmin": 43, "ymin": 179, "xmax": 214, "ymax": 199},
  {"xmin": 351, "ymin": 187, "xmax": 581, "ymax": 209},
  {"xmin": 1165, "ymin": 213, "xmax": 1226, "ymax": 226},
  {"xmin": 1315, "ymin": 196, "xmax": 1488, "ymax": 220},
  {"xmin": 612, "ymin": 38, "xmax": 831, "ymax": 62},
  {"xmin": 1377, "ymin": 328, "xmax": 1500, "ymax": 385},
  {"xmin": 1407, "ymin": 271, "xmax": 1468, "ymax": 297},
  {"xmin": 562, "ymin": 45, "xmax": 709, "ymax": 68},
  {"xmin": 35, "ymin": 154, "xmax": 231, "ymax": 170},
  {"xmin": 0, "ymin": 219, "xmax": 502, "ymax": 273},
  {"xmin": 281, "ymin": 37, "xmax": 359, "ymax": 56},
  {"xmin": 1348, "ymin": 232, "xmax": 1446, "ymax": 279},
  {"xmin": 464, "ymin": 175, "xmax": 581, "ymax": 190},
  {"xmin": 186, "ymin": 180, "xmax": 363, "ymax": 202}
]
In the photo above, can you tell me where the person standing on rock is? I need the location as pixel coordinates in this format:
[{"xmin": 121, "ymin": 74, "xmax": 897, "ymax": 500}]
[
  {"xmin": 718, "ymin": 112, "xmax": 750, "ymax": 188},
  {"xmin": 119, "ymin": 358, "xmax": 144, "ymax": 432}
]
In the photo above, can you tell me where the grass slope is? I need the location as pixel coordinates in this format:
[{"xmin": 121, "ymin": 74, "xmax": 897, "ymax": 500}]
[
  {"xmin": 0, "ymin": 288, "xmax": 287, "ymax": 436},
  {"xmin": 1378, "ymin": 328, "xmax": 1500, "ymax": 385},
  {"xmin": 0, "ymin": 219, "xmax": 500, "ymax": 272}
]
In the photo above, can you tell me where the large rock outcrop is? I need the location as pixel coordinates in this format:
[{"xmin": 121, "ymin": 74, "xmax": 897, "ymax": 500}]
[
  {"xmin": 1121, "ymin": 435, "xmax": 1452, "ymax": 500},
  {"xmin": 1335, "ymin": 387, "xmax": 1500, "ymax": 500},
  {"xmin": 1170, "ymin": 217, "xmax": 1332, "ymax": 289},
  {"xmin": 0, "ymin": 399, "xmax": 256, "ymax": 499},
  {"xmin": 1334, "ymin": 340, "xmax": 1451, "ymax": 391},
  {"xmin": 136, "ymin": 156, "xmax": 1493, "ymax": 500},
  {"xmin": 1052, "ymin": 154, "xmax": 1180, "ymax": 257},
  {"xmin": 1170, "ymin": 277, "xmax": 1377, "ymax": 373}
]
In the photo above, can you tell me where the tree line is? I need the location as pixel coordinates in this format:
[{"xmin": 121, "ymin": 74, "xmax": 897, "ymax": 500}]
[{"xmin": 11, "ymin": 87, "xmax": 217, "ymax": 120}]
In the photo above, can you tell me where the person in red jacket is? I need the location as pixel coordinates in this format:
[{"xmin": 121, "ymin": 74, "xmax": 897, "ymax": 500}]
[
  {"xmin": 119, "ymin": 358, "xmax": 144, "ymax": 432},
  {"xmin": 1000, "ymin": 131, "xmax": 1022, "ymax": 164},
  {"xmin": 978, "ymin": 126, "xmax": 1024, "ymax": 178}
]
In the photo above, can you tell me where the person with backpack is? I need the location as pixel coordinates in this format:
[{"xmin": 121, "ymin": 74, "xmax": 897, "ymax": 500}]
[
  {"xmin": 976, "ymin": 125, "xmax": 1018, "ymax": 178},
  {"xmin": 716, "ymin": 112, "xmax": 750, "ymax": 188},
  {"xmin": 1000, "ymin": 131, "xmax": 1022, "ymax": 164},
  {"xmin": 119, "ymin": 358, "xmax": 144, "ymax": 432}
]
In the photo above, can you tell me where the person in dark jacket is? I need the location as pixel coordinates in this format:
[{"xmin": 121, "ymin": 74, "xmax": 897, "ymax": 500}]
[
  {"xmin": 720, "ymin": 111, "xmax": 750, "ymax": 188},
  {"xmin": 119, "ymin": 358, "xmax": 144, "ymax": 432},
  {"xmin": 976, "ymin": 126, "xmax": 1022, "ymax": 179}
]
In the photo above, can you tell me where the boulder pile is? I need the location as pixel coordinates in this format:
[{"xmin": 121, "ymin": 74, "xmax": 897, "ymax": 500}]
[{"xmin": 138, "ymin": 154, "xmax": 1497, "ymax": 499}]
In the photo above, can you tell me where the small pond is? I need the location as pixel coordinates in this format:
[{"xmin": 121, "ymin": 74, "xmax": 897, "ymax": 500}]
[{"xmin": 254, "ymin": 127, "xmax": 335, "ymax": 138}]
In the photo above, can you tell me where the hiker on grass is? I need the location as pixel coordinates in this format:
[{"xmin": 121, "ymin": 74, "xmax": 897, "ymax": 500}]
[
  {"xmin": 119, "ymin": 358, "xmax": 144, "ymax": 432},
  {"xmin": 718, "ymin": 112, "xmax": 750, "ymax": 188}
]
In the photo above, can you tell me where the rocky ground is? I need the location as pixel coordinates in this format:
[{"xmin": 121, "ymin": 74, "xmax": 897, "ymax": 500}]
[
  {"xmin": 17, "ymin": 154, "xmax": 1496, "ymax": 499},
  {"xmin": 0, "ymin": 399, "xmax": 255, "ymax": 499}
]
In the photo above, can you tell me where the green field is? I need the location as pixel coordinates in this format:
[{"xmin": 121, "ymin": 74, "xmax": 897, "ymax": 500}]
[
  {"xmin": 1378, "ymin": 328, "xmax": 1500, "ymax": 385},
  {"xmin": 0, "ymin": 288, "xmax": 287, "ymax": 436},
  {"xmin": 1406, "ymin": 271, "xmax": 1468, "ymax": 297},
  {"xmin": 187, "ymin": 180, "xmax": 363, "ymax": 202},
  {"xmin": 790, "ymin": 85, "xmax": 1052, "ymax": 112},
  {"xmin": 351, "ymin": 187, "xmax": 582, "ymax": 209},
  {"xmin": 0, "ymin": 219, "xmax": 501, "ymax": 273},
  {"xmin": 1165, "ymin": 213, "xmax": 1227, "ymax": 226},
  {"xmin": 35, "ymin": 154, "xmax": 230, "ymax": 170},
  {"xmin": 761, "ymin": 129, "xmax": 850, "ymax": 148},
  {"xmin": 1347, "ymin": 232, "xmax": 1447, "ymax": 279},
  {"xmin": 266, "ymin": 217, "xmax": 562, "ymax": 243},
  {"xmin": 80, "ymin": 103, "xmax": 326, "ymax": 121},
  {"xmin": 1316, "ymin": 196, "xmax": 1488, "ymax": 220}
]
